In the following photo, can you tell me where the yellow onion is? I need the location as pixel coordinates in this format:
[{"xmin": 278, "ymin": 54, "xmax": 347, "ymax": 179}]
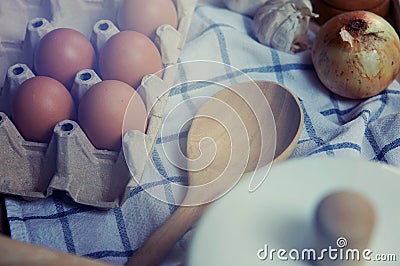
[{"xmin": 312, "ymin": 11, "xmax": 400, "ymax": 99}]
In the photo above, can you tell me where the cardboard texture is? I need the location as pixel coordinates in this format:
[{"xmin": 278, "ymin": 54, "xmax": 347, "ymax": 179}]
[{"xmin": 0, "ymin": 0, "xmax": 197, "ymax": 209}]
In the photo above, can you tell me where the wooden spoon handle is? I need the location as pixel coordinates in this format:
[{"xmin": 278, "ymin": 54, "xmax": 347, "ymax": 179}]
[
  {"xmin": 126, "ymin": 204, "xmax": 208, "ymax": 266},
  {"xmin": 0, "ymin": 235, "xmax": 111, "ymax": 266}
]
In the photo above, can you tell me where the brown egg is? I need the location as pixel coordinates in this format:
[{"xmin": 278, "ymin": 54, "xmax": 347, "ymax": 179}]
[
  {"xmin": 12, "ymin": 76, "xmax": 75, "ymax": 143},
  {"xmin": 118, "ymin": 0, "xmax": 178, "ymax": 40},
  {"xmin": 99, "ymin": 31, "xmax": 163, "ymax": 89},
  {"xmin": 78, "ymin": 80, "xmax": 147, "ymax": 151},
  {"xmin": 34, "ymin": 28, "xmax": 96, "ymax": 89}
]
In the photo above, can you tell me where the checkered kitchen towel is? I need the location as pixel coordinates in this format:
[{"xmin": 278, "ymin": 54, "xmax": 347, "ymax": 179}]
[{"xmin": 5, "ymin": 3, "xmax": 400, "ymax": 265}]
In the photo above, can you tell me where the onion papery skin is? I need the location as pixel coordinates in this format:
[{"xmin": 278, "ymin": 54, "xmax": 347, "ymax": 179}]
[{"xmin": 312, "ymin": 11, "xmax": 400, "ymax": 99}]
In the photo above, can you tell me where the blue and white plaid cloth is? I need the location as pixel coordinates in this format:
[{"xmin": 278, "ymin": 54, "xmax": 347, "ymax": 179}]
[{"xmin": 5, "ymin": 4, "xmax": 400, "ymax": 265}]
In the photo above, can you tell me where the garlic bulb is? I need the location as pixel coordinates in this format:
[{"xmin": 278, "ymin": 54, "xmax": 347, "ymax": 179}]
[
  {"xmin": 222, "ymin": 0, "xmax": 267, "ymax": 17},
  {"xmin": 253, "ymin": 0, "xmax": 318, "ymax": 53}
]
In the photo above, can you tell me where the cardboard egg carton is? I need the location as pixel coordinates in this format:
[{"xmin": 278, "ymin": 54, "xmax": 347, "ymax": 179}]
[{"xmin": 0, "ymin": 0, "xmax": 197, "ymax": 209}]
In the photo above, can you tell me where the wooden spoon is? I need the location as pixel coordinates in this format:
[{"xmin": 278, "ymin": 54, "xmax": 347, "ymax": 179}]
[{"xmin": 126, "ymin": 81, "xmax": 303, "ymax": 266}]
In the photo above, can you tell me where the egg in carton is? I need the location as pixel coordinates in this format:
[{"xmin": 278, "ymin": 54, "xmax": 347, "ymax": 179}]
[{"xmin": 0, "ymin": 0, "xmax": 197, "ymax": 209}]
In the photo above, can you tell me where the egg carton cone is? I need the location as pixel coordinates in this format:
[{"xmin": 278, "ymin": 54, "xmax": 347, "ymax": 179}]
[{"xmin": 0, "ymin": 0, "xmax": 198, "ymax": 209}]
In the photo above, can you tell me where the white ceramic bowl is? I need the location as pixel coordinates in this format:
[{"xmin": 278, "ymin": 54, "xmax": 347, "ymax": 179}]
[{"xmin": 187, "ymin": 158, "xmax": 400, "ymax": 265}]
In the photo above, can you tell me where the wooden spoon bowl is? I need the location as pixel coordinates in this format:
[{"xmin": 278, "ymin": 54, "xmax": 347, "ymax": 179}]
[
  {"xmin": 127, "ymin": 80, "xmax": 303, "ymax": 266},
  {"xmin": 254, "ymin": 81, "xmax": 303, "ymax": 163}
]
